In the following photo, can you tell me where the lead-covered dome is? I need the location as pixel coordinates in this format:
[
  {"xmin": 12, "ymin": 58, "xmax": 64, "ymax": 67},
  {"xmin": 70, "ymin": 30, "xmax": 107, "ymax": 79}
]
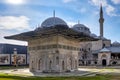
[
  {"xmin": 41, "ymin": 17, "xmax": 67, "ymax": 28},
  {"xmin": 90, "ymin": 33, "xmax": 98, "ymax": 38},
  {"xmin": 72, "ymin": 24, "xmax": 91, "ymax": 35},
  {"xmin": 112, "ymin": 41, "xmax": 120, "ymax": 47}
]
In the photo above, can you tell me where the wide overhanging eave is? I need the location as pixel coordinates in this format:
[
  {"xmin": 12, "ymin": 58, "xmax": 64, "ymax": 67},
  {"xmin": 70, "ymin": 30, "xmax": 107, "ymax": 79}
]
[
  {"xmin": 4, "ymin": 26, "xmax": 98, "ymax": 41},
  {"xmin": 4, "ymin": 31, "xmax": 34, "ymax": 41}
]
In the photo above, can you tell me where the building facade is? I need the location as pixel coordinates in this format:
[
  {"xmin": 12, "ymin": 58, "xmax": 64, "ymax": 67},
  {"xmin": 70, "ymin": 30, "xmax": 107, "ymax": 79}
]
[
  {"xmin": 29, "ymin": 35, "xmax": 80, "ymax": 72},
  {"xmin": 78, "ymin": 5, "xmax": 120, "ymax": 66},
  {"xmin": 0, "ymin": 43, "xmax": 28, "ymax": 66}
]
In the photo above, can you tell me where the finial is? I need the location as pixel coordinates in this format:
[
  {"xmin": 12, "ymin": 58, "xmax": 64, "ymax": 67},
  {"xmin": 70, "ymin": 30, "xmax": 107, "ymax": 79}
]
[
  {"xmin": 53, "ymin": 10, "xmax": 55, "ymax": 17},
  {"xmin": 78, "ymin": 20, "xmax": 80, "ymax": 24}
]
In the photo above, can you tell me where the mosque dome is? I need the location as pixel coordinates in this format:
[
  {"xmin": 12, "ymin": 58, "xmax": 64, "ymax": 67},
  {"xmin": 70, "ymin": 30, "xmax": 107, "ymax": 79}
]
[
  {"xmin": 72, "ymin": 24, "xmax": 91, "ymax": 35},
  {"xmin": 41, "ymin": 17, "xmax": 67, "ymax": 28},
  {"xmin": 90, "ymin": 33, "xmax": 98, "ymax": 38},
  {"xmin": 112, "ymin": 41, "xmax": 120, "ymax": 46}
]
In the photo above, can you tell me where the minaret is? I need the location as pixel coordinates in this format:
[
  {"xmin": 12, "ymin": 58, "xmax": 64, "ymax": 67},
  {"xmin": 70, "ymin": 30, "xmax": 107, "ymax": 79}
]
[{"xmin": 99, "ymin": 4, "xmax": 104, "ymax": 38}]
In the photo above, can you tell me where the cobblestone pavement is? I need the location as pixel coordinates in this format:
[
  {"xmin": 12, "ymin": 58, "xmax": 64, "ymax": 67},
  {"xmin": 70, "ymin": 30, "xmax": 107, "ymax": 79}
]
[{"xmin": 0, "ymin": 67, "xmax": 120, "ymax": 77}]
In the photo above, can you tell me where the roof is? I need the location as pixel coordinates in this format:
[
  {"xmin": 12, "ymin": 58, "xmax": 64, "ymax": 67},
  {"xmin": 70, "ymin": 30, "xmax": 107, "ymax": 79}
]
[
  {"xmin": 98, "ymin": 36, "xmax": 110, "ymax": 41},
  {"xmin": 92, "ymin": 46, "xmax": 120, "ymax": 54},
  {"xmin": 100, "ymin": 48, "xmax": 110, "ymax": 53},
  {"xmin": 90, "ymin": 33, "xmax": 99, "ymax": 39},
  {"xmin": 112, "ymin": 41, "xmax": 120, "ymax": 47},
  {"xmin": 41, "ymin": 17, "xmax": 67, "ymax": 28},
  {"xmin": 72, "ymin": 24, "xmax": 91, "ymax": 35},
  {"xmin": 4, "ymin": 25, "xmax": 98, "ymax": 41},
  {"xmin": 107, "ymin": 46, "xmax": 120, "ymax": 53},
  {"xmin": 72, "ymin": 24, "xmax": 89, "ymax": 29}
]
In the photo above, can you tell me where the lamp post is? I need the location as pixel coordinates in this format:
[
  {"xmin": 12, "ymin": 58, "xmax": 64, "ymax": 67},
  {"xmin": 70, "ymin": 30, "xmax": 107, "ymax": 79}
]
[{"xmin": 13, "ymin": 48, "xmax": 17, "ymax": 67}]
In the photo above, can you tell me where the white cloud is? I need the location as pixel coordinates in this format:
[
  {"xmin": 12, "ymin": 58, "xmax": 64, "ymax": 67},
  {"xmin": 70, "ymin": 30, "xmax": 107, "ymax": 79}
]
[
  {"xmin": 89, "ymin": 0, "xmax": 119, "ymax": 16},
  {"xmin": 111, "ymin": 0, "xmax": 120, "ymax": 4},
  {"xmin": 67, "ymin": 21, "xmax": 76, "ymax": 27},
  {"xmin": 106, "ymin": 5, "xmax": 116, "ymax": 16},
  {"xmin": 0, "ymin": 30, "xmax": 27, "ymax": 45},
  {"xmin": 62, "ymin": 0, "xmax": 76, "ymax": 3},
  {"xmin": 80, "ymin": 8, "xmax": 87, "ymax": 13},
  {"xmin": 89, "ymin": 0, "xmax": 107, "ymax": 7},
  {"xmin": 0, "ymin": 16, "xmax": 31, "ymax": 31}
]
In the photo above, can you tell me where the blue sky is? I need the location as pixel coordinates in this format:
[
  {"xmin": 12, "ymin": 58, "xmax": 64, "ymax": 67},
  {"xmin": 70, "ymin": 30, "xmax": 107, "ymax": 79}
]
[{"xmin": 0, "ymin": 0, "xmax": 120, "ymax": 45}]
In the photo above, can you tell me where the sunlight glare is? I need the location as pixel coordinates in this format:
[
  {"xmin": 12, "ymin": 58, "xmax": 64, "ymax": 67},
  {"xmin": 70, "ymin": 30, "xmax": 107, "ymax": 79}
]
[{"xmin": 6, "ymin": 0, "xmax": 25, "ymax": 5}]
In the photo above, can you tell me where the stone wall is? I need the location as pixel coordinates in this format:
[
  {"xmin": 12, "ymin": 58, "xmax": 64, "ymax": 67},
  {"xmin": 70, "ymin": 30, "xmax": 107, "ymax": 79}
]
[{"xmin": 28, "ymin": 35, "xmax": 79, "ymax": 72}]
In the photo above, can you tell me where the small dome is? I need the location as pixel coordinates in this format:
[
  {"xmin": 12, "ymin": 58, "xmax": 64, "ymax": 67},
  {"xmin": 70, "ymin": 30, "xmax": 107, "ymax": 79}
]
[
  {"xmin": 72, "ymin": 24, "xmax": 91, "ymax": 35},
  {"xmin": 112, "ymin": 41, "xmax": 120, "ymax": 46},
  {"xmin": 90, "ymin": 33, "xmax": 98, "ymax": 38},
  {"xmin": 41, "ymin": 17, "xmax": 67, "ymax": 28}
]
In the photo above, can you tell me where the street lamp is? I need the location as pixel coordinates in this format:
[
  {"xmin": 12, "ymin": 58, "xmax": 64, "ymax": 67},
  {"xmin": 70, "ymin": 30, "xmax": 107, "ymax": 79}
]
[{"xmin": 13, "ymin": 48, "xmax": 17, "ymax": 67}]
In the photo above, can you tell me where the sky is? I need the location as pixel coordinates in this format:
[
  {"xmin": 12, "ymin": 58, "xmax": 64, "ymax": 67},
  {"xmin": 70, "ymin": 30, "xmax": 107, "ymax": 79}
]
[{"xmin": 0, "ymin": 0, "xmax": 120, "ymax": 45}]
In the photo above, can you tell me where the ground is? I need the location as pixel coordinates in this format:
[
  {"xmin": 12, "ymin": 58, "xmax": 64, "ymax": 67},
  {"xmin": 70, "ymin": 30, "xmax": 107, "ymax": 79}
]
[
  {"xmin": 0, "ymin": 74, "xmax": 108, "ymax": 80},
  {"xmin": 0, "ymin": 66, "xmax": 120, "ymax": 80}
]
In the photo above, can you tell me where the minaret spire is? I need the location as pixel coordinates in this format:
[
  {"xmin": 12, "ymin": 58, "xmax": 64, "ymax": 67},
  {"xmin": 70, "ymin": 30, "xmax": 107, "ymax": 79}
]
[
  {"xmin": 99, "ymin": 4, "xmax": 104, "ymax": 38},
  {"xmin": 100, "ymin": 4, "xmax": 103, "ymax": 18}
]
